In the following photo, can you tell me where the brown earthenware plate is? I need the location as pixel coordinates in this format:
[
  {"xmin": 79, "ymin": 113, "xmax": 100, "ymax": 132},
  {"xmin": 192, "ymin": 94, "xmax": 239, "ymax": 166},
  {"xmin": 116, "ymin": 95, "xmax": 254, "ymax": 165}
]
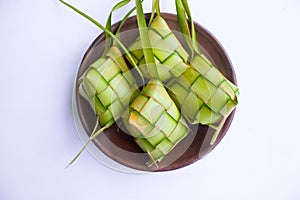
[{"xmin": 73, "ymin": 13, "xmax": 237, "ymax": 172}]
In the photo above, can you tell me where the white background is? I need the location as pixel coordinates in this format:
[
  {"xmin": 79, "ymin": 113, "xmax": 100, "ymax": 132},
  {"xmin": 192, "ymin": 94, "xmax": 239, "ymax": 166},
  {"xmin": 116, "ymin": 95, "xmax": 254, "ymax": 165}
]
[{"xmin": 1, "ymin": 0, "xmax": 300, "ymax": 199}]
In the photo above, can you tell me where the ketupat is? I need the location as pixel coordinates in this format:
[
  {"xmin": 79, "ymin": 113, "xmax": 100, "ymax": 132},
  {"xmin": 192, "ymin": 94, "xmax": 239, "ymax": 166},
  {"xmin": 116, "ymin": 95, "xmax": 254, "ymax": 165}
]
[
  {"xmin": 60, "ymin": 0, "xmax": 142, "ymax": 167},
  {"xmin": 68, "ymin": 45, "xmax": 138, "ymax": 168},
  {"xmin": 79, "ymin": 46, "xmax": 138, "ymax": 127},
  {"xmin": 120, "ymin": 0, "xmax": 191, "ymax": 167},
  {"xmin": 123, "ymin": 80, "xmax": 189, "ymax": 166},
  {"xmin": 167, "ymin": 0, "xmax": 239, "ymax": 144},
  {"xmin": 167, "ymin": 54, "xmax": 239, "ymax": 125}
]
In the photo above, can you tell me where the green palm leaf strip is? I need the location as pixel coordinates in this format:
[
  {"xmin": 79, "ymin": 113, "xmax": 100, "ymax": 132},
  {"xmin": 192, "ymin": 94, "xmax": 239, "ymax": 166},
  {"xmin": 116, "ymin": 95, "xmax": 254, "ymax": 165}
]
[
  {"xmin": 176, "ymin": 0, "xmax": 201, "ymax": 56},
  {"xmin": 103, "ymin": 0, "xmax": 131, "ymax": 56},
  {"xmin": 104, "ymin": 0, "xmax": 145, "ymax": 54},
  {"xmin": 134, "ymin": 0, "xmax": 159, "ymax": 79},
  {"xmin": 115, "ymin": 1, "xmax": 144, "ymax": 39},
  {"xmin": 175, "ymin": 0, "xmax": 194, "ymax": 58},
  {"xmin": 66, "ymin": 122, "xmax": 110, "ymax": 168},
  {"xmin": 149, "ymin": 0, "xmax": 160, "ymax": 25}
]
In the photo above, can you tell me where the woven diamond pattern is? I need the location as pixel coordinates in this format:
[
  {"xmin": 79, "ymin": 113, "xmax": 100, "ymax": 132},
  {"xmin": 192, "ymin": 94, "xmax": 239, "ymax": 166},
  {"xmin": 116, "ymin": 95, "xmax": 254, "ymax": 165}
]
[
  {"xmin": 125, "ymin": 80, "xmax": 189, "ymax": 166},
  {"xmin": 167, "ymin": 54, "xmax": 239, "ymax": 125},
  {"xmin": 79, "ymin": 46, "xmax": 137, "ymax": 126},
  {"xmin": 127, "ymin": 16, "xmax": 190, "ymax": 82}
]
